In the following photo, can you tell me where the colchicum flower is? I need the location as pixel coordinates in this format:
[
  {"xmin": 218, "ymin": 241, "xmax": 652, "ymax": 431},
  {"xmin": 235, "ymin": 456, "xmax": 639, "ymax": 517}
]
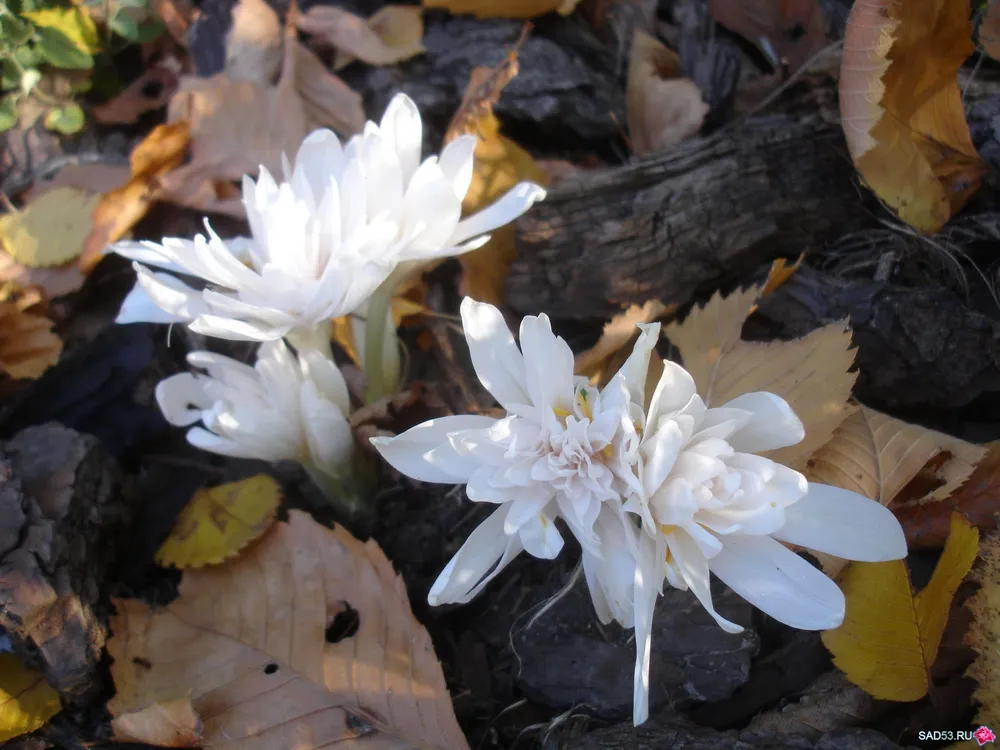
[
  {"xmin": 624, "ymin": 331, "xmax": 907, "ymax": 725},
  {"xmin": 371, "ymin": 298, "xmax": 647, "ymax": 606},
  {"xmin": 112, "ymin": 93, "xmax": 546, "ymax": 345},
  {"xmin": 156, "ymin": 339, "xmax": 355, "ymax": 502}
]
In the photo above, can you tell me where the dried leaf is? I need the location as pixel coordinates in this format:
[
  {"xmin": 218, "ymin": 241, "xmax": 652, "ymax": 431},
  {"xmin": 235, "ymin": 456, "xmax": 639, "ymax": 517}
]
[
  {"xmin": 225, "ymin": 0, "xmax": 283, "ymax": 84},
  {"xmin": 0, "ymin": 295, "xmax": 62, "ymax": 379},
  {"xmin": 294, "ymin": 41, "xmax": 366, "ymax": 136},
  {"xmin": 897, "ymin": 442, "xmax": 1000, "ymax": 549},
  {"xmin": 445, "ymin": 31, "xmax": 549, "ymax": 304},
  {"xmin": 423, "ymin": 0, "xmax": 582, "ymax": 19},
  {"xmin": 111, "ymin": 697, "xmax": 203, "ymax": 747},
  {"xmin": 707, "ymin": 0, "xmax": 827, "ymax": 71},
  {"xmin": 151, "ymin": 0, "xmax": 195, "ymax": 44},
  {"xmin": 24, "ymin": 163, "xmax": 131, "ymax": 202},
  {"xmin": 0, "ymin": 254, "xmax": 86, "ymax": 300},
  {"xmin": 965, "ymin": 533, "xmax": 1000, "ymax": 732},
  {"xmin": 80, "ymin": 121, "xmax": 191, "ymax": 273},
  {"xmin": 980, "ymin": 1, "xmax": 1000, "ymax": 61},
  {"xmin": 840, "ymin": 0, "xmax": 985, "ymax": 232},
  {"xmin": 109, "ymin": 511, "xmax": 469, "ymax": 750},
  {"xmin": 92, "ymin": 65, "xmax": 179, "ymax": 125},
  {"xmin": 299, "ymin": 5, "xmax": 425, "ymax": 68},
  {"xmin": 0, "ymin": 188, "xmax": 99, "ymax": 268},
  {"xmin": 822, "ymin": 513, "xmax": 979, "ymax": 701},
  {"xmin": 156, "ymin": 475, "xmax": 281, "ymax": 570},
  {"xmin": 665, "ymin": 282, "xmax": 857, "ymax": 468},
  {"xmin": 574, "ymin": 300, "xmax": 671, "ymax": 381},
  {"xmin": 626, "ymin": 31, "xmax": 708, "ymax": 155},
  {"xmin": 0, "ymin": 654, "xmax": 61, "ymax": 742}
]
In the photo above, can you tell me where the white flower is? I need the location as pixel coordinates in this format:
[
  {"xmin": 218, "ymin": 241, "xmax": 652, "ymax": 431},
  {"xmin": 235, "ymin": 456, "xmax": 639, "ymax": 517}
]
[
  {"xmin": 155, "ymin": 339, "xmax": 353, "ymax": 485},
  {"xmin": 113, "ymin": 93, "xmax": 547, "ymax": 342},
  {"xmin": 624, "ymin": 334, "xmax": 908, "ymax": 725},
  {"xmin": 370, "ymin": 298, "xmax": 644, "ymax": 606}
]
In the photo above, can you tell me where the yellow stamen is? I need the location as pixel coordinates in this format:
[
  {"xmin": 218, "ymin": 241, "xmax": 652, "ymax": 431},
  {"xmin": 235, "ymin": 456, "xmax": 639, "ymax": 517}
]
[
  {"xmin": 601, "ymin": 444, "xmax": 614, "ymax": 458},
  {"xmin": 553, "ymin": 406, "xmax": 572, "ymax": 418}
]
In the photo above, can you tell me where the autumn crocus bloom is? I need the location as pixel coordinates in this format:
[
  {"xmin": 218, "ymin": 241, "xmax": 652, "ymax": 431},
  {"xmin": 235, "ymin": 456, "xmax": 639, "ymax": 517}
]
[
  {"xmin": 371, "ymin": 298, "xmax": 644, "ymax": 605},
  {"xmin": 112, "ymin": 93, "xmax": 546, "ymax": 346},
  {"xmin": 155, "ymin": 339, "xmax": 354, "ymax": 502},
  {"xmin": 624, "ymin": 335, "xmax": 908, "ymax": 725}
]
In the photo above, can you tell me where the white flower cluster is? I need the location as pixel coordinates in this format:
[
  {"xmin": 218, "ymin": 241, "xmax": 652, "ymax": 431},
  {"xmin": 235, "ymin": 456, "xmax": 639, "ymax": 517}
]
[
  {"xmin": 113, "ymin": 95, "xmax": 545, "ymax": 484},
  {"xmin": 372, "ymin": 298, "xmax": 908, "ymax": 726}
]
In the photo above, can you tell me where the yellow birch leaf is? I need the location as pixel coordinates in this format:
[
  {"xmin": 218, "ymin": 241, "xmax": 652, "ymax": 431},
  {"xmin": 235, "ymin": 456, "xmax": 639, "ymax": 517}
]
[
  {"xmin": 839, "ymin": 0, "xmax": 985, "ymax": 232},
  {"xmin": 0, "ymin": 654, "xmax": 61, "ymax": 741},
  {"xmin": 423, "ymin": 0, "xmax": 581, "ymax": 19},
  {"xmin": 155, "ymin": 475, "xmax": 281, "ymax": 569},
  {"xmin": 964, "ymin": 533, "xmax": 1000, "ymax": 735},
  {"xmin": 0, "ymin": 188, "xmax": 99, "ymax": 268},
  {"xmin": 665, "ymin": 281, "xmax": 857, "ymax": 469},
  {"xmin": 22, "ymin": 7, "xmax": 101, "ymax": 54},
  {"xmin": 822, "ymin": 513, "xmax": 979, "ymax": 701}
]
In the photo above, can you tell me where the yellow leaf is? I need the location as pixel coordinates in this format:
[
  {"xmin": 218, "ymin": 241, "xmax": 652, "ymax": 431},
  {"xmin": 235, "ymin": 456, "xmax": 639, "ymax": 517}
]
[
  {"xmin": 0, "ymin": 295, "xmax": 62, "ymax": 380},
  {"xmin": 0, "ymin": 188, "xmax": 99, "ymax": 268},
  {"xmin": 0, "ymin": 653, "xmax": 61, "ymax": 742},
  {"xmin": 298, "ymin": 5, "xmax": 425, "ymax": 69},
  {"xmin": 110, "ymin": 697, "xmax": 202, "ymax": 747},
  {"xmin": 423, "ymin": 0, "xmax": 580, "ymax": 19},
  {"xmin": 22, "ymin": 7, "xmax": 101, "ymax": 54},
  {"xmin": 665, "ymin": 281, "xmax": 857, "ymax": 468},
  {"xmin": 965, "ymin": 533, "xmax": 1000, "ymax": 732},
  {"xmin": 109, "ymin": 511, "xmax": 469, "ymax": 750},
  {"xmin": 155, "ymin": 475, "xmax": 282, "ymax": 569},
  {"xmin": 839, "ymin": 0, "xmax": 985, "ymax": 232},
  {"xmin": 626, "ymin": 31, "xmax": 708, "ymax": 155},
  {"xmin": 445, "ymin": 35, "xmax": 550, "ymax": 304},
  {"xmin": 822, "ymin": 513, "xmax": 979, "ymax": 701}
]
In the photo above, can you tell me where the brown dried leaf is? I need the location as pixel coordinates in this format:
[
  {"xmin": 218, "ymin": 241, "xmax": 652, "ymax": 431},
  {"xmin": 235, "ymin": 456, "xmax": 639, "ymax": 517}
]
[
  {"xmin": 965, "ymin": 532, "xmax": 1000, "ymax": 731},
  {"xmin": 294, "ymin": 41, "xmax": 366, "ymax": 135},
  {"xmin": 981, "ymin": 0, "xmax": 1000, "ymax": 61},
  {"xmin": 23, "ymin": 163, "xmax": 131, "ymax": 202},
  {"xmin": 80, "ymin": 121, "xmax": 191, "ymax": 273},
  {"xmin": 107, "ymin": 511, "xmax": 469, "ymax": 750},
  {"xmin": 0, "ymin": 297, "xmax": 62, "ymax": 380},
  {"xmin": 298, "ymin": 5, "xmax": 425, "ymax": 68},
  {"xmin": 225, "ymin": 0, "xmax": 283, "ymax": 84},
  {"xmin": 574, "ymin": 300, "xmax": 671, "ymax": 381},
  {"xmin": 92, "ymin": 65, "xmax": 180, "ymax": 125},
  {"xmin": 423, "ymin": 0, "xmax": 582, "ymax": 19},
  {"xmin": 150, "ymin": 0, "xmax": 195, "ymax": 44},
  {"xmin": 626, "ymin": 31, "xmax": 708, "ymax": 155},
  {"xmin": 111, "ymin": 697, "xmax": 203, "ymax": 747},
  {"xmin": 707, "ymin": 0, "xmax": 827, "ymax": 71}
]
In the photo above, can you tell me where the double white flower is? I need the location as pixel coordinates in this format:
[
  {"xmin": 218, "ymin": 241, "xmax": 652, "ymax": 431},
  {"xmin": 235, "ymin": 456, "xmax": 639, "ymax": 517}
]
[
  {"xmin": 113, "ymin": 94, "xmax": 546, "ymax": 343},
  {"xmin": 156, "ymin": 340, "xmax": 353, "ymax": 494},
  {"xmin": 371, "ymin": 301, "xmax": 908, "ymax": 726}
]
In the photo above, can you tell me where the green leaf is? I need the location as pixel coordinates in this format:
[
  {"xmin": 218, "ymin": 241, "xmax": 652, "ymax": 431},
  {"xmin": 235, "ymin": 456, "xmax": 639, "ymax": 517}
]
[
  {"xmin": 22, "ymin": 7, "xmax": 101, "ymax": 54},
  {"xmin": 13, "ymin": 45, "xmax": 42, "ymax": 70},
  {"xmin": 0, "ymin": 13, "xmax": 33, "ymax": 45},
  {"xmin": 0, "ymin": 94, "xmax": 18, "ymax": 132},
  {"xmin": 109, "ymin": 12, "xmax": 163, "ymax": 43},
  {"xmin": 34, "ymin": 27, "xmax": 93, "ymax": 69},
  {"xmin": 1, "ymin": 60, "xmax": 19, "ymax": 90},
  {"xmin": 43, "ymin": 102, "xmax": 84, "ymax": 134}
]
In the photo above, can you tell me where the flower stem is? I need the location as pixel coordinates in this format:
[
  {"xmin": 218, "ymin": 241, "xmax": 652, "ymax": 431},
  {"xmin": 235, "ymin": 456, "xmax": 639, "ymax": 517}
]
[
  {"xmin": 303, "ymin": 462, "xmax": 371, "ymax": 522},
  {"xmin": 363, "ymin": 267, "xmax": 410, "ymax": 404}
]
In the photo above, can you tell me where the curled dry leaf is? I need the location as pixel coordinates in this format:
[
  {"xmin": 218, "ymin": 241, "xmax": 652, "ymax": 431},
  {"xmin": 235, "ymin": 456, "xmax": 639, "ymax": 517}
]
[
  {"xmin": 445, "ymin": 27, "xmax": 550, "ymax": 304},
  {"xmin": 707, "ymin": 0, "xmax": 827, "ymax": 71},
  {"xmin": 298, "ymin": 5, "xmax": 425, "ymax": 68},
  {"xmin": 626, "ymin": 31, "xmax": 708, "ymax": 155},
  {"xmin": 80, "ymin": 121, "xmax": 191, "ymax": 273},
  {"xmin": 225, "ymin": 0, "xmax": 283, "ymax": 85},
  {"xmin": 351, "ymin": 381, "xmax": 450, "ymax": 453},
  {"xmin": 965, "ymin": 533, "xmax": 1000, "ymax": 732},
  {"xmin": 0, "ymin": 188, "xmax": 100, "ymax": 268},
  {"xmin": 822, "ymin": 513, "xmax": 979, "ymax": 702},
  {"xmin": 111, "ymin": 697, "xmax": 202, "ymax": 747},
  {"xmin": 92, "ymin": 64, "xmax": 180, "ymax": 125},
  {"xmin": 0, "ymin": 291, "xmax": 62, "ymax": 380},
  {"xmin": 0, "ymin": 654, "xmax": 61, "ymax": 742},
  {"xmin": 108, "ymin": 510, "xmax": 469, "ymax": 750},
  {"xmin": 155, "ymin": 475, "xmax": 282, "ymax": 570},
  {"xmin": 423, "ymin": 0, "xmax": 582, "ymax": 20},
  {"xmin": 665, "ymin": 275, "xmax": 857, "ymax": 469},
  {"xmin": 840, "ymin": 0, "xmax": 985, "ymax": 233}
]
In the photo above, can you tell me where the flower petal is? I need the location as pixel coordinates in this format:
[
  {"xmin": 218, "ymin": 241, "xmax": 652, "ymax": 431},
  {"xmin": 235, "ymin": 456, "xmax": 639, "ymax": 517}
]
[
  {"xmin": 647, "ymin": 360, "xmax": 697, "ymax": 427},
  {"xmin": 155, "ymin": 373, "xmax": 212, "ymax": 426},
  {"xmin": 772, "ymin": 483, "xmax": 908, "ymax": 562},
  {"xmin": 110, "ymin": 241, "xmax": 187, "ymax": 273},
  {"xmin": 438, "ymin": 134, "xmax": 477, "ymax": 201},
  {"xmin": 518, "ymin": 313, "xmax": 575, "ymax": 412},
  {"xmin": 301, "ymin": 381, "xmax": 353, "ymax": 475},
  {"xmin": 370, "ymin": 415, "xmax": 497, "ymax": 483},
  {"xmin": 291, "ymin": 129, "xmax": 345, "ymax": 199},
  {"xmin": 186, "ymin": 427, "xmax": 263, "ymax": 459},
  {"xmin": 299, "ymin": 349, "xmax": 351, "ymax": 415},
  {"xmin": 380, "ymin": 93, "xmax": 423, "ymax": 184},
  {"xmin": 668, "ymin": 530, "xmax": 743, "ymax": 633},
  {"xmin": 613, "ymin": 322, "xmax": 661, "ymax": 409},
  {"xmin": 428, "ymin": 505, "xmax": 523, "ymax": 605},
  {"xmin": 448, "ymin": 182, "xmax": 547, "ymax": 246},
  {"xmin": 632, "ymin": 533, "xmax": 660, "ymax": 726},
  {"xmin": 709, "ymin": 534, "xmax": 846, "ymax": 631},
  {"xmin": 123, "ymin": 264, "xmax": 209, "ymax": 323},
  {"xmin": 116, "ymin": 281, "xmax": 190, "ymax": 325},
  {"xmin": 459, "ymin": 298, "xmax": 531, "ymax": 410},
  {"xmin": 188, "ymin": 314, "xmax": 290, "ymax": 341},
  {"xmin": 723, "ymin": 392, "xmax": 806, "ymax": 453},
  {"xmin": 518, "ymin": 511, "xmax": 564, "ymax": 559}
]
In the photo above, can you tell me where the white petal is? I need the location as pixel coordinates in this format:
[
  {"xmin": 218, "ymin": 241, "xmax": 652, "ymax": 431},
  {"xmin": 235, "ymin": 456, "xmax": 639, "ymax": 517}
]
[
  {"xmin": 459, "ymin": 298, "xmax": 531, "ymax": 410},
  {"xmin": 448, "ymin": 182, "xmax": 547, "ymax": 246},
  {"xmin": 292, "ymin": 129, "xmax": 345, "ymax": 197},
  {"xmin": 723, "ymin": 392, "xmax": 806, "ymax": 453},
  {"xmin": 299, "ymin": 349, "xmax": 352, "ymax": 415},
  {"xmin": 647, "ymin": 360, "xmax": 698, "ymax": 427},
  {"xmin": 668, "ymin": 531, "xmax": 743, "ymax": 633},
  {"xmin": 155, "ymin": 373, "xmax": 213, "ymax": 426},
  {"xmin": 641, "ymin": 420, "xmax": 684, "ymax": 498},
  {"xmin": 110, "ymin": 241, "xmax": 186, "ymax": 273},
  {"xmin": 428, "ymin": 506, "xmax": 523, "ymax": 605},
  {"xmin": 126, "ymin": 264, "xmax": 210, "ymax": 322},
  {"xmin": 613, "ymin": 322, "xmax": 661, "ymax": 408},
  {"xmin": 437, "ymin": 134, "xmax": 477, "ymax": 201},
  {"xmin": 381, "ymin": 93, "xmax": 423, "ymax": 184},
  {"xmin": 632, "ymin": 533, "xmax": 660, "ymax": 726},
  {"xmin": 710, "ymin": 534, "xmax": 846, "ymax": 631},
  {"xmin": 504, "ymin": 488, "xmax": 552, "ymax": 533},
  {"xmin": 300, "ymin": 380, "xmax": 353, "ymax": 475},
  {"xmin": 188, "ymin": 314, "xmax": 290, "ymax": 341},
  {"xmin": 116, "ymin": 282, "xmax": 190, "ymax": 325},
  {"xmin": 773, "ymin": 483, "xmax": 908, "ymax": 562},
  {"xmin": 518, "ymin": 313, "xmax": 575, "ymax": 411},
  {"xmin": 518, "ymin": 512, "xmax": 564, "ymax": 559},
  {"xmin": 370, "ymin": 415, "xmax": 497, "ymax": 483},
  {"xmin": 186, "ymin": 427, "xmax": 263, "ymax": 459}
]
